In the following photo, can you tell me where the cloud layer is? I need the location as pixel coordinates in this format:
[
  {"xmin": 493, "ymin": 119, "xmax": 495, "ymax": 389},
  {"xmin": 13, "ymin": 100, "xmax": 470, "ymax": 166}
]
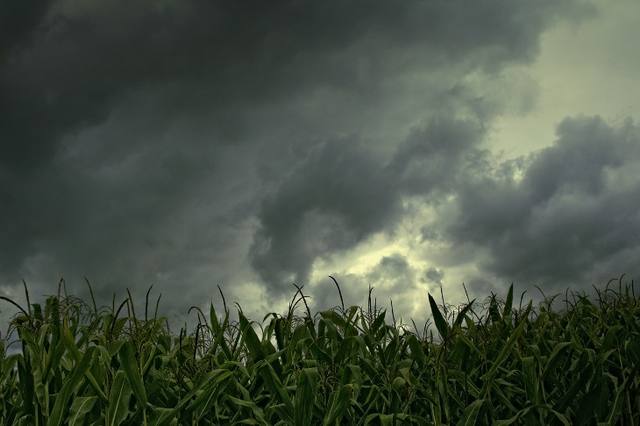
[
  {"xmin": 4, "ymin": 0, "xmax": 638, "ymax": 323},
  {"xmin": 445, "ymin": 116, "xmax": 640, "ymax": 290}
]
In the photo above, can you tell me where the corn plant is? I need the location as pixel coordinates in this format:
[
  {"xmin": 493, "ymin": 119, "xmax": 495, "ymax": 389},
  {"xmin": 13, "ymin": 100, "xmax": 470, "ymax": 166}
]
[{"xmin": 1, "ymin": 275, "xmax": 639, "ymax": 425}]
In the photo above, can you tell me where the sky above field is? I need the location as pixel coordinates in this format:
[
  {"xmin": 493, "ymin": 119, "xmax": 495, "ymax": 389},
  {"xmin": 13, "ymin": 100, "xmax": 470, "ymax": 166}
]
[{"xmin": 2, "ymin": 0, "xmax": 640, "ymax": 324}]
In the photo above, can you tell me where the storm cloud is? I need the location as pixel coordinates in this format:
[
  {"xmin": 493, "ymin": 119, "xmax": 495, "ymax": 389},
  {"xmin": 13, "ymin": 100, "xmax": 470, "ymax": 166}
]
[
  {"xmin": 0, "ymin": 0, "xmax": 54, "ymax": 61},
  {"xmin": 1, "ymin": 0, "xmax": 584, "ymax": 171},
  {"xmin": 4, "ymin": 0, "xmax": 637, "ymax": 324},
  {"xmin": 250, "ymin": 115, "xmax": 485, "ymax": 293},
  {"xmin": 445, "ymin": 116, "xmax": 640, "ymax": 290}
]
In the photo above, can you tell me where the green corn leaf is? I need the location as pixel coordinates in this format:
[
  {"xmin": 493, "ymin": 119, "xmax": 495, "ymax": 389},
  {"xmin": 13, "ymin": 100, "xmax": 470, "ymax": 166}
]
[
  {"xmin": 210, "ymin": 303, "xmax": 232, "ymax": 359},
  {"xmin": 503, "ymin": 284, "xmax": 514, "ymax": 319},
  {"xmin": 141, "ymin": 342, "xmax": 158, "ymax": 378},
  {"xmin": 323, "ymin": 384, "xmax": 354, "ymax": 426},
  {"xmin": 228, "ymin": 396, "xmax": 269, "ymax": 425},
  {"xmin": 603, "ymin": 376, "xmax": 629, "ymax": 426},
  {"xmin": 407, "ymin": 334, "xmax": 426, "ymax": 366},
  {"xmin": 189, "ymin": 369, "xmax": 234, "ymax": 417},
  {"xmin": 549, "ymin": 408, "xmax": 571, "ymax": 426},
  {"xmin": 542, "ymin": 341, "xmax": 572, "ymax": 380},
  {"xmin": 167, "ymin": 370, "xmax": 221, "ymax": 416},
  {"xmin": 107, "ymin": 370, "xmax": 133, "ymax": 426},
  {"xmin": 118, "ymin": 341, "xmax": 148, "ymax": 406},
  {"xmin": 148, "ymin": 406, "xmax": 176, "ymax": 426},
  {"xmin": 575, "ymin": 374, "xmax": 604, "ymax": 424},
  {"xmin": 494, "ymin": 410, "xmax": 525, "ymax": 426},
  {"xmin": 365, "ymin": 413, "xmax": 412, "ymax": 425},
  {"xmin": 49, "ymin": 347, "xmax": 95, "ymax": 426},
  {"xmin": 456, "ymin": 399, "xmax": 484, "ymax": 426},
  {"xmin": 17, "ymin": 355, "xmax": 35, "ymax": 415},
  {"xmin": 320, "ymin": 310, "xmax": 349, "ymax": 330},
  {"xmin": 258, "ymin": 361, "xmax": 293, "ymax": 416},
  {"xmin": 68, "ymin": 396, "xmax": 97, "ymax": 426},
  {"xmin": 481, "ymin": 319, "xmax": 526, "ymax": 394},
  {"xmin": 239, "ymin": 311, "xmax": 266, "ymax": 362},
  {"xmin": 370, "ymin": 310, "xmax": 386, "ymax": 335},
  {"xmin": 13, "ymin": 415, "xmax": 34, "ymax": 426},
  {"xmin": 61, "ymin": 324, "xmax": 108, "ymax": 402},
  {"xmin": 554, "ymin": 361, "xmax": 594, "ymax": 413},
  {"xmin": 294, "ymin": 367, "xmax": 319, "ymax": 426},
  {"xmin": 428, "ymin": 293, "xmax": 449, "ymax": 341},
  {"xmin": 489, "ymin": 295, "xmax": 501, "ymax": 324},
  {"xmin": 454, "ymin": 299, "xmax": 476, "ymax": 329},
  {"xmin": 274, "ymin": 317, "xmax": 286, "ymax": 351},
  {"xmin": 343, "ymin": 364, "xmax": 362, "ymax": 387},
  {"xmin": 43, "ymin": 340, "xmax": 66, "ymax": 387},
  {"xmin": 521, "ymin": 356, "xmax": 539, "ymax": 405},
  {"xmin": 31, "ymin": 361, "xmax": 49, "ymax": 417}
]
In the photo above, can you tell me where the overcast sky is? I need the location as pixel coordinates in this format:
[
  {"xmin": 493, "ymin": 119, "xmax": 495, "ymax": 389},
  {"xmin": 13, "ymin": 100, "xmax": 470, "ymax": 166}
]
[{"xmin": 2, "ymin": 0, "xmax": 640, "ymax": 325}]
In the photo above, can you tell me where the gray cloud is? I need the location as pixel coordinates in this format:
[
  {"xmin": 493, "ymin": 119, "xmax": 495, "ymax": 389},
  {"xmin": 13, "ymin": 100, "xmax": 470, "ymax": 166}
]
[
  {"xmin": 0, "ymin": 0, "xmax": 597, "ymax": 322},
  {"xmin": 445, "ymin": 116, "xmax": 640, "ymax": 290},
  {"xmin": 1, "ymin": 0, "xmax": 590, "ymax": 172},
  {"xmin": 425, "ymin": 267, "xmax": 445, "ymax": 285},
  {"xmin": 250, "ymin": 115, "xmax": 486, "ymax": 293},
  {"xmin": 390, "ymin": 116, "xmax": 487, "ymax": 196},
  {"xmin": 250, "ymin": 137, "xmax": 401, "ymax": 293},
  {"xmin": 0, "ymin": 0, "xmax": 54, "ymax": 61}
]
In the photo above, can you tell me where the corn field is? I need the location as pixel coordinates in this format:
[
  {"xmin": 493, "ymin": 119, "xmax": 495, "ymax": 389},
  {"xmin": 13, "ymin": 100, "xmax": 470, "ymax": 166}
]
[{"xmin": 1, "ymin": 276, "xmax": 639, "ymax": 425}]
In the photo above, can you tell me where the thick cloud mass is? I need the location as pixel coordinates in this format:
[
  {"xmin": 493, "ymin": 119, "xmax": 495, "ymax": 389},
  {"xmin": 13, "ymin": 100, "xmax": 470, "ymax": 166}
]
[
  {"xmin": 250, "ymin": 116, "xmax": 484, "ymax": 292},
  {"xmin": 250, "ymin": 138, "xmax": 400, "ymax": 291},
  {"xmin": 0, "ymin": 0, "xmax": 54, "ymax": 61},
  {"xmin": 5, "ymin": 0, "xmax": 634, "ymax": 325},
  {"xmin": 446, "ymin": 116, "xmax": 640, "ymax": 289},
  {"xmin": 1, "ymin": 0, "xmax": 585, "ymax": 171}
]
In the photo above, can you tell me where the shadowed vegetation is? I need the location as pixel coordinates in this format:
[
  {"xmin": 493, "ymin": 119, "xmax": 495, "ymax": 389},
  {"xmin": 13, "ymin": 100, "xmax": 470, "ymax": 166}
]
[{"xmin": 1, "ymin": 276, "xmax": 639, "ymax": 425}]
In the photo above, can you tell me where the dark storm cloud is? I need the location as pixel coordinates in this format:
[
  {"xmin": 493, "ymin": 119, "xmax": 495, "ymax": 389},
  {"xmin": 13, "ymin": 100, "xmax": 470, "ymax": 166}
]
[
  {"xmin": 425, "ymin": 267, "xmax": 444, "ymax": 285},
  {"xmin": 250, "ymin": 137, "xmax": 401, "ymax": 291},
  {"xmin": 0, "ymin": 0, "xmax": 594, "ymax": 317},
  {"xmin": 446, "ymin": 116, "xmax": 640, "ymax": 290},
  {"xmin": 250, "ymin": 116, "xmax": 485, "ymax": 293},
  {"xmin": 1, "ymin": 0, "xmax": 590, "ymax": 171},
  {"xmin": 389, "ymin": 117, "xmax": 487, "ymax": 196},
  {"xmin": 0, "ymin": 0, "xmax": 54, "ymax": 61}
]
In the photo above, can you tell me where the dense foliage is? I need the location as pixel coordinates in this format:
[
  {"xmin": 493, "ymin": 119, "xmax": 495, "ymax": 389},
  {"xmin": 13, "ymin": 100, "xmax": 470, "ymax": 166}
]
[{"xmin": 1, "ymin": 276, "xmax": 639, "ymax": 425}]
